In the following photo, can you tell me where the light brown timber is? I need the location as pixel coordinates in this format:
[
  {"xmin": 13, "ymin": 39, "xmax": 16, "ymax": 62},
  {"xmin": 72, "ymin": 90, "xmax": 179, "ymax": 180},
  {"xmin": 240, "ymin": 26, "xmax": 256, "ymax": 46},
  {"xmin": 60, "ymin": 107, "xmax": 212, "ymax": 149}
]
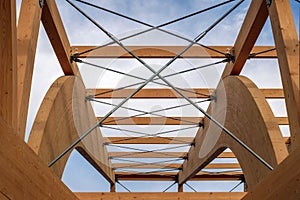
[
  {"xmin": 116, "ymin": 171, "xmax": 244, "ymax": 181},
  {"xmin": 17, "ymin": 0, "xmax": 43, "ymax": 138},
  {"xmin": 108, "ymin": 151, "xmax": 234, "ymax": 158},
  {"xmin": 113, "ymin": 163, "xmax": 241, "ymax": 169},
  {"xmin": 104, "ymin": 136, "xmax": 290, "ymax": 144},
  {"xmin": 98, "ymin": 116, "xmax": 288, "ymax": 125},
  {"xmin": 268, "ymin": 0, "xmax": 300, "ymax": 152},
  {"xmin": 0, "ymin": 0, "xmax": 17, "ymax": 128},
  {"xmin": 75, "ymin": 192, "xmax": 246, "ymax": 200},
  {"xmin": 71, "ymin": 45, "xmax": 276, "ymax": 58},
  {"xmin": 42, "ymin": 0, "xmax": 79, "ymax": 75},
  {"xmin": 89, "ymin": 88, "xmax": 284, "ymax": 99},
  {"xmin": 242, "ymin": 146, "xmax": 300, "ymax": 200},
  {"xmin": 0, "ymin": 118, "xmax": 78, "ymax": 200},
  {"xmin": 28, "ymin": 76, "xmax": 115, "ymax": 183},
  {"xmin": 222, "ymin": 0, "xmax": 268, "ymax": 77}
]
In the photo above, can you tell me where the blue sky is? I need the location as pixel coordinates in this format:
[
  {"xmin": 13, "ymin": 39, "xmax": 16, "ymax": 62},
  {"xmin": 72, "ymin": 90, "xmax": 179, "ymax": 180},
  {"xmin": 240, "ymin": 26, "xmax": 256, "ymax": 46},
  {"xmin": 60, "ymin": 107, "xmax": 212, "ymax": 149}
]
[{"xmin": 16, "ymin": 0, "xmax": 299, "ymax": 192}]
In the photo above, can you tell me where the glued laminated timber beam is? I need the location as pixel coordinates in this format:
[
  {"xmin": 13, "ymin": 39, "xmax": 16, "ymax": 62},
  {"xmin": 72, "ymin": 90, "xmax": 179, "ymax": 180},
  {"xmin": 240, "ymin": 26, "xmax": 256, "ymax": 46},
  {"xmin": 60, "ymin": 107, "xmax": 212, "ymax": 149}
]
[
  {"xmin": 98, "ymin": 116, "xmax": 288, "ymax": 125},
  {"xmin": 88, "ymin": 88, "xmax": 284, "ymax": 99},
  {"xmin": 71, "ymin": 45, "xmax": 276, "ymax": 58}
]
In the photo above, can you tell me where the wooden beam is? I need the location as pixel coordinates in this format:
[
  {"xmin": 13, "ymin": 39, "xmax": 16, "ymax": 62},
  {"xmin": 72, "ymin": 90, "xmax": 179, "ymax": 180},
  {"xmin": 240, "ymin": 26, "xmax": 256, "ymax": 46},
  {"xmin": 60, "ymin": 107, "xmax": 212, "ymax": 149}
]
[
  {"xmin": 242, "ymin": 146, "xmax": 300, "ymax": 200},
  {"xmin": 75, "ymin": 192, "xmax": 246, "ymax": 200},
  {"xmin": 0, "ymin": 118, "xmax": 78, "ymax": 199},
  {"xmin": 0, "ymin": 0, "xmax": 17, "ymax": 127},
  {"xmin": 222, "ymin": 0, "xmax": 268, "ymax": 77},
  {"xmin": 178, "ymin": 76, "xmax": 288, "ymax": 189},
  {"xmin": 108, "ymin": 151, "xmax": 235, "ymax": 158},
  {"xmin": 109, "ymin": 151, "xmax": 188, "ymax": 158},
  {"xmin": 113, "ymin": 163, "xmax": 241, "ymax": 169},
  {"xmin": 100, "ymin": 116, "xmax": 202, "ymax": 125},
  {"xmin": 17, "ymin": 0, "xmax": 43, "ymax": 138},
  {"xmin": 89, "ymin": 88, "xmax": 284, "ymax": 99},
  {"xmin": 105, "ymin": 137, "xmax": 194, "ymax": 144},
  {"xmin": 115, "ymin": 171, "xmax": 244, "ymax": 181},
  {"xmin": 268, "ymin": 0, "xmax": 300, "ymax": 152},
  {"xmin": 99, "ymin": 116, "xmax": 287, "ymax": 125},
  {"xmin": 71, "ymin": 45, "xmax": 276, "ymax": 58},
  {"xmin": 88, "ymin": 88, "xmax": 211, "ymax": 98},
  {"xmin": 42, "ymin": 0, "xmax": 79, "ymax": 75},
  {"xmin": 105, "ymin": 136, "xmax": 290, "ymax": 144}
]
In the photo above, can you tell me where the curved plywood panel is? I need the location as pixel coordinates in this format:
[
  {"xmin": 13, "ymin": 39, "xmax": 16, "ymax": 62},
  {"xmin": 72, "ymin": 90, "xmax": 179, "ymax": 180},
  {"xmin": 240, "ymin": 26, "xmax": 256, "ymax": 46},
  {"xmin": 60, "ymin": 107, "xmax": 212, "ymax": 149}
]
[
  {"xmin": 28, "ymin": 76, "xmax": 115, "ymax": 183},
  {"xmin": 179, "ymin": 76, "xmax": 288, "ymax": 189}
]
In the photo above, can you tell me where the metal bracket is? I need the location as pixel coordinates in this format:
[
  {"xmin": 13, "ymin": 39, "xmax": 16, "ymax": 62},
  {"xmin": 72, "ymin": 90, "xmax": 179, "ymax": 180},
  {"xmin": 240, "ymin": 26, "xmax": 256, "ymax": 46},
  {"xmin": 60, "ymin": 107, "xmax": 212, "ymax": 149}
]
[
  {"xmin": 39, "ymin": 0, "xmax": 44, "ymax": 8},
  {"xmin": 225, "ymin": 48, "xmax": 235, "ymax": 64},
  {"xmin": 266, "ymin": 0, "xmax": 272, "ymax": 7}
]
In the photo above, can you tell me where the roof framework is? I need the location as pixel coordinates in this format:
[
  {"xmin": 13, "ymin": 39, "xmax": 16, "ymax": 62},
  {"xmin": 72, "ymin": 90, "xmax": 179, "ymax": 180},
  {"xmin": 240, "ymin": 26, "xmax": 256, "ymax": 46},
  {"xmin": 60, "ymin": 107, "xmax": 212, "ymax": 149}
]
[{"xmin": 0, "ymin": 0, "xmax": 299, "ymax": 199}]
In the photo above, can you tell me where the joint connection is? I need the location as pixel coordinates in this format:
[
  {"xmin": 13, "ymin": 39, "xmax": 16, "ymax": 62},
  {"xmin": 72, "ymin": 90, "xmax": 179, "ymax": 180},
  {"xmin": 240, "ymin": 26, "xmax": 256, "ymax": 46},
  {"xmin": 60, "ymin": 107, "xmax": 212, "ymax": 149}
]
[{"xmin": 225, "ymin": 48, "xmax": 235, "ymax": 63}]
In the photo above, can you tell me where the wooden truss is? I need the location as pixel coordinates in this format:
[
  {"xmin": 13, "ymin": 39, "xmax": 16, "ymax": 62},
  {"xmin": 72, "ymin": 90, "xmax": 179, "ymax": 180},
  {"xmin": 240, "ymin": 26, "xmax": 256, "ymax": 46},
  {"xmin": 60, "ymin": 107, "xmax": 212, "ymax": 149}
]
[{"xmin": 0, "ymin": 0, "xmax": 299, "ymax": 199}]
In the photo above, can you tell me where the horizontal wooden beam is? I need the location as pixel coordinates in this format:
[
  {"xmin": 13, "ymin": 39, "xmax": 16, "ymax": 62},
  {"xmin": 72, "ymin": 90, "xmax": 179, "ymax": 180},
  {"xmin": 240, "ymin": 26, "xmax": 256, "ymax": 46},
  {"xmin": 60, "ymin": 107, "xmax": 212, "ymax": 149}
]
[
  {"xmin": 75, "ymin": 192, "xmax": 246, "ymax": 200},
  {"xmin": 99, "ymin": 116, "xmax": 288, "ymax": 125},
  {"xmin": 108, "ymin": 151, "xmax": 235, "ymax": 158},
  {"xmin": 105, "ymin": 137, "xmax": 194, "ymax": 144},
  {"xmin": 71, "ymin": 45, "xmax": 276, "ymax": 58},
  {"xmin": 113, "ymin": 163, "xmax": 241, "ymax": 169},
  {"xmin": 100, "ymin": 117, "xmax": 202, "ymax": 125},
  {"xmin": 105, "ymin": 136, "xmax": 289, "ymax": 145},
  {"xmin": 89, "ymin": 88, "xmax": 284, "ymax": 99},
  {"xmin": 115, "ymin": 171, "xmax": 244, "ymax": 181}
]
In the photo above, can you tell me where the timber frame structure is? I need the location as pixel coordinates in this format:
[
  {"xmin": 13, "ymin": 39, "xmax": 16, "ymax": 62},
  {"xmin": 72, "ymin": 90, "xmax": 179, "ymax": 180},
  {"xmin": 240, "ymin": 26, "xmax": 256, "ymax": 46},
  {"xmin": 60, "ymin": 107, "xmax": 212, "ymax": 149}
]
[{"xmin": 0, "ymin": 0, "xmax": 299, "ymax": 199}]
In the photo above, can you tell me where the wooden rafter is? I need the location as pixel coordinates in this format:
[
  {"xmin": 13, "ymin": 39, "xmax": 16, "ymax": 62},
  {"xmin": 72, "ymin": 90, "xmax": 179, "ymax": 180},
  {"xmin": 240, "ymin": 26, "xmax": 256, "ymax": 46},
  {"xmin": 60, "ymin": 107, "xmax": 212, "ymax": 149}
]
[
  {"xmin": 88, "ymin": 88, "xmax": 284, "ymax": 98},
  {"xmin": 71, "ymin": 45, "xmax": 276, "ymax": 58},
  {"xmin": 42, "ymin": 0, "xmax": 79, "ymax": 75},
  {"xmin": 222, "ymin": 0, "xmax": 268, "ymax": 77},
  {"xmin": 75, "ymin": 192, "xmax": 246, "ymax": 200},
  {"xmin": 113, "ymin": 163, "xmax": 241, "ymax": 169},
  {"xmin": 268, "ymin": 0, "xmax": 300, "ymax": 152},
  {"xmin": 104, "ymin": 136, "xmax": 290, "ymax": 145},
  {"xmin": 17, "ymin": 0, "xmax": 43, "ymax": 138},
  {"xmin": 98, "ymin": 116, "xmax": 288, "ymax": 125},
  {"xmin": 108, "ymin": 151, "xmax": 235, "ymax": 158},
  {"xmin": 0, "ymin": 0, "xmax": 17, "ymax": 128},
  {"xmin": 115, "ymin": 171, "xmax": 244, "ymax": 181}
]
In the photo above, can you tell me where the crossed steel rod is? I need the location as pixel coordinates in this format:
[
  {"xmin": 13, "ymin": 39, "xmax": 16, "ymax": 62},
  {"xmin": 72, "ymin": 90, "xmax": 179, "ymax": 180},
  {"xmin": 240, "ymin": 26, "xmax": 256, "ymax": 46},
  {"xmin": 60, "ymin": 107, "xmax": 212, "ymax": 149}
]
[
  {"xmin": 49, "ymin": 0, "xmax": 273, "ymax": 172},
  {"xmin": 88, "ymin": 97, "xmax": 210, "ymax": 126},
  {"xmin": 80, "ymin": 58, "xmax": 227, "ymax": 98},
  {"xmin": 72, "ymin": 0, "xmax": 233, "ymax": 57}
]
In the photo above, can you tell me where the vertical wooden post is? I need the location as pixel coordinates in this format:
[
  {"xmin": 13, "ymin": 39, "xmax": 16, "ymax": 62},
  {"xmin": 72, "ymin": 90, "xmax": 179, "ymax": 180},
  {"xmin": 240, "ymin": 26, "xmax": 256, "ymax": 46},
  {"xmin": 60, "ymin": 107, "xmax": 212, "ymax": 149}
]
[
  {"xmin": 178, "ymin": 183, "xmax": 183, "ymax": 192},
  {"xmin": 17, "ymin": 0, "xmax": 43, "ymax": 138},
  {"xmin": 0, "ymin": 0, "xmax": 17, "ymax": 128},
  {"xmin": 110, "ymin": 183, "xmax": 116, "ymax": 192},
  {"xmin": 268, "ymin": 0, "xmax": 300, "ymax": 152}
]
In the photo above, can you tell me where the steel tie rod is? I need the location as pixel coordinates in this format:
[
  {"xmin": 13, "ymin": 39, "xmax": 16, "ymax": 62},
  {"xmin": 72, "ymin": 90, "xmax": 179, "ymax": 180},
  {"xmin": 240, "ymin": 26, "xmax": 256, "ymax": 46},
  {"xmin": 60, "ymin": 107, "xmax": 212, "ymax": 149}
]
[
  {"xmin": 73, "ymin": 0, "xmax": 234, "ymax": 57},
  {"xmin": 79, "ymin": 59, "xmax": 213, "ymax": 98},
  {"xmin": 50, "ymin": 0, "xmax": 211, "ymax": 167},
  {"xmin": 83, "ymin": 59, "xmax": 227, "ymax": 98},
  {"xmin": 51, "ymin": 0, "xmax": 273, "ymax": 171},
  {"xmin": 78, "ymin": 0, "xmax": 274, "ymax": 170}
]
